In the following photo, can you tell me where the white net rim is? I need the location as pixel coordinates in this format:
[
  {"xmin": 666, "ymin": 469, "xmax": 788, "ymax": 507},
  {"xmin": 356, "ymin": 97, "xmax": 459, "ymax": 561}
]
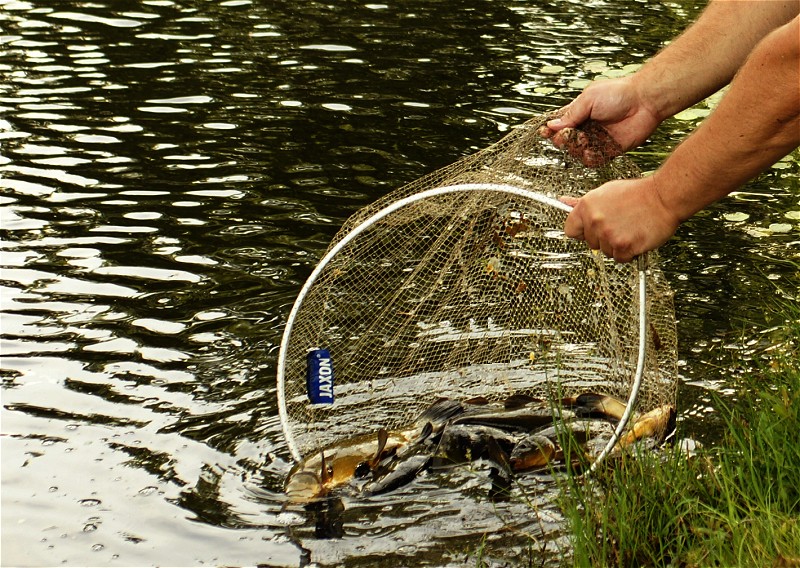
[{"xmin": 276, "ymin": 183, "xmax": 646, "ymax": 470}]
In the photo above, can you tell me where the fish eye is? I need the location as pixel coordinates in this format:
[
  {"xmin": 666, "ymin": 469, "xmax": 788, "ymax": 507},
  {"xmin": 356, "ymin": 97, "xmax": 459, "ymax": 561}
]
[{"xmin": 354, "ymin": 461, "xmax": 371, "ymax": 479}]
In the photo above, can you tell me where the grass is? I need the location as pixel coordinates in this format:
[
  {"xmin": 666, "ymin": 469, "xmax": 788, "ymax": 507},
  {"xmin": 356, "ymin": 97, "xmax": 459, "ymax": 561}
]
[{"xmin": 559, "ymin": 300, "xmax": 800, "ymax": 567}]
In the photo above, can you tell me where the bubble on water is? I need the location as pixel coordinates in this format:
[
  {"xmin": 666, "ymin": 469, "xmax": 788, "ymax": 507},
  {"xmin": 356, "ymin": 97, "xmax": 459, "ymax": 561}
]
[
  {"xmin": 138, "ymin": 486, "xmax": 158, "ymax": 496},
  {"xmin": 91, "ymin": 543, "xmax": 104, "ymax": 552},
  {"xmin": 275, "ymin": 511, "xmax": 304, "ymax": 526},
  {"xmin": 79, "ymin": 498, "xmax": 101, "ymax": 507},
  {"xmin": 48, "ymin": 486, "xmax": 58, "ymax": 492},
  {"xmin": 83, "ymin": 523, "xmax": 98, "ymax": 532}
]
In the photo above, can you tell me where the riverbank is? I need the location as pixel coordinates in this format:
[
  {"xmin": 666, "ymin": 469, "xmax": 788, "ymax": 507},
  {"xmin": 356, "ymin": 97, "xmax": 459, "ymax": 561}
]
[{"xmin": 560, "ymin": 300, "xmax": 800, "ymax": 567}]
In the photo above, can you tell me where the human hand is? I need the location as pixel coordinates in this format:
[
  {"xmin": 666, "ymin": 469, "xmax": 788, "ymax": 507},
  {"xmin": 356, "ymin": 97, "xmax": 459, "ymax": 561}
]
[
  {"xmin": 540, "ymin": 77, "xmax": 662, "ymax": 167},
  {"xmin": 560, "ymin": 176, "xmax": 680, "ymax": 263}
]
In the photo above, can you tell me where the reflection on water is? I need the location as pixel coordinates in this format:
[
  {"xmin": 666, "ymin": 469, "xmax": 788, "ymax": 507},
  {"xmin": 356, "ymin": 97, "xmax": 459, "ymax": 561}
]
[{"xmin": 1, "ymin": 0, "xmax": 797, "ymax": 566}]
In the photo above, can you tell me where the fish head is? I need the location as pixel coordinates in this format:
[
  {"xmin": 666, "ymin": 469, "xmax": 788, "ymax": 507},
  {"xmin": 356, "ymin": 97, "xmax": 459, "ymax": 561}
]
[
  {"xmin": 628, "ymin": 404, "xmax": 676, "ymax": 444},
  {"xmin": 509, "ymin": 433, "xmax": 556, "ymax": 472},
  {"xmin": 285, "ymin": 470, "xmax": 324, "ymax": 504},
  {"xmin": 285, "ymin": 449, "xmax": 336, "ymax": 504}
]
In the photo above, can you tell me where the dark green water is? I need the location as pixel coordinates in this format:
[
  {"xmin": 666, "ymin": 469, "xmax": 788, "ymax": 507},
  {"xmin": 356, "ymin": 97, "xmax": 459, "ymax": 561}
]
[{"xmin": 1, "ymin": 0, "xmax": 798, "ymax": 566}]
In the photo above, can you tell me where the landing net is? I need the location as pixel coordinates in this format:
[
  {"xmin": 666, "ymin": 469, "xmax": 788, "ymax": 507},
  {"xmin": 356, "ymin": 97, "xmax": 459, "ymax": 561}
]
[{"xmin": 276, "ymin": 114, "xmax": 678, "ymax": 464}]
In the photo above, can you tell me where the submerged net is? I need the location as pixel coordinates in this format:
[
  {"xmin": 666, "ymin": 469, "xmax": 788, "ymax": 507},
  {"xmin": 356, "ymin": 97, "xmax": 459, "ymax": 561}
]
[{"xmin": 277, "ymin": 113, "xmax": 678, "ymax": 463}]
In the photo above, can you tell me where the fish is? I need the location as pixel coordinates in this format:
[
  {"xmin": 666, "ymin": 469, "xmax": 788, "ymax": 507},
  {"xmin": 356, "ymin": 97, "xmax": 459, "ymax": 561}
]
[
  {"xmin": 450, "ymin": 395, "xmax": 578, "ymax": 432},
  {"xmin": 571, "ymin": 392, "xmax": 629, "ymax": 420},
  {"xmin": 433, "ymin": 423, "xmax": 519, "ymax": 466},
  {"xmin": 284, "ymin": 398, "xmax": 464, "ymax": 503},
  {"xmin": 432, "ymin": 394, "xmax": 616, "ymax": 473},
  {"xmin": 363, "ymin": 449, "xmax": 432, "ymax": 496},
  {"xmin": 506, "ymin": 418, "xmax": 616, "ymax": 472},
  {"xmin": 503, "ymin": 394, "xmax": 676, "ymax": 472},
  {"xmin": 618, "ymin": 404, "xmax": 676, "ymax": 448},
  {"xmin": 509, "ymin": 433, "xmax": 557, "ymax": 472},
  {"xmin": 570, "ymin": 392, "xmax": 677, "ymax": 448},
  {"xmin": 370, "ymin": 398, "xmax": 560, "ymax": 492},
  {"xmin": 284, "ymin": 392, "xmax": 676, "ymax": 502}
]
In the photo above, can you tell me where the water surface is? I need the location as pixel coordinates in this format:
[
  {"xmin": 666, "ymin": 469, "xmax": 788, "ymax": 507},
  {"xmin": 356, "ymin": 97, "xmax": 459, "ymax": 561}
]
[{"xmin": 2, "ymin": 0, "xmax": 798, "ymax": 566}]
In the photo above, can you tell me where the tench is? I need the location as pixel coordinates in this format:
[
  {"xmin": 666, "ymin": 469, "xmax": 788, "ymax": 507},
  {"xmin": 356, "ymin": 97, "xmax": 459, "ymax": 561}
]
[{"xmin": 285, "ymin": 398, "xmax": 463, "ymax": 503}]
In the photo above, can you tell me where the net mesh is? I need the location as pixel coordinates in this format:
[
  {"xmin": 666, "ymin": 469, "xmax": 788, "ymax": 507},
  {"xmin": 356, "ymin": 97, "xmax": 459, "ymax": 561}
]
[{"xmin": 278, "ymin": 113, "xmax": 678, "ymax": 462}]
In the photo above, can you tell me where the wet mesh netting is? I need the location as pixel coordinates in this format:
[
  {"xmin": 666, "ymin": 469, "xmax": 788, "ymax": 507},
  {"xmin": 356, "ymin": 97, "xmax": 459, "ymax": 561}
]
[{"xmin": 277, "ymin": 113, "xmax": 678, "ymax": 463}]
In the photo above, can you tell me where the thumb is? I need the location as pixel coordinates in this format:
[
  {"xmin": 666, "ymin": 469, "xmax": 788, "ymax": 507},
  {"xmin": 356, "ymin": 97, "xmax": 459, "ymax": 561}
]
[
  {"xmin": 560, "ymin": 197, "xmax": 586, "ymax": 240},
  {"xmin": 559, "ymin": 195, "xmax": 579, "ymax": 208},
  {"xmin": 547, "ymin": 97, "xmax": 592, "ymax": 131}
]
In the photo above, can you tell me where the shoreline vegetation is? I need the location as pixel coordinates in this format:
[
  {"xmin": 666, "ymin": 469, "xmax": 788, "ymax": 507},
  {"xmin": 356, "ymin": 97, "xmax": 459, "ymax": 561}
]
[{"xmin": 558, "ymin": 300, "xmax": 800, "ymax": 567}]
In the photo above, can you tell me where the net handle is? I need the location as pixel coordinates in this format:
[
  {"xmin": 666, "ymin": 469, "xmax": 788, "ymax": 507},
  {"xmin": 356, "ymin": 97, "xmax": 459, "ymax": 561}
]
[
  {"xmin": 589, "ymin": 254, "xmax": 647, "ymax": 472},
  {"xmin": 276, "ymin": 183, "xmax": 645, "ymax": 466}
]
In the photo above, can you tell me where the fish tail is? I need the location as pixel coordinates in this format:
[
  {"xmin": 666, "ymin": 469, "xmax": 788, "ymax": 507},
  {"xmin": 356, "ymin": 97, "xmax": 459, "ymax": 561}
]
[
  {"xmin": 417, "ymin": 398, "xmax": 465, "ymax": 426},
  {"xmin": 574, "ymin": 392, "xmax": 628, "ymax": 421}
]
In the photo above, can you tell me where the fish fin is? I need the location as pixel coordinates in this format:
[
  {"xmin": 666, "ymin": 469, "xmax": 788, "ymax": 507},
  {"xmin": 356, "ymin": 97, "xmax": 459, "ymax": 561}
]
[
  {"xmin": 464, "ymin": 396, "xmax": 490, "ymax": 405},
  {"xmin": 319, "ymin": 450, "xmax": 333, "ymax": 485},
  {"xmin": 504, "ymin": 393, "xmax": 541, "ymax": 409},
  {"xmin": 419, "ymin": 421, "xmax": 433, "ymax": 441},
  {"xmin": 369, "ymin": 428, "xmax": 389, "ymax": 467},
  {"xmin": 417, "ymin": 398, "xmax": 464, "ymax": 426},
  {"xmin": 657, "ymin": 405, "xmax": 677, "ymax": 442},
  {"xmin": 365, "ymin": 454, "xmax": 431, "ymax": 496},
  {"xmin": 486, "ymin": 435, "xmax": 512, "ymax": 475},
  {"xmin": 664, "ymin": 406, "xmax": 677, "ymax": 440},
  {"xmin": 377, "ymin": 428, "xmax": 388, "ymax": 455},
  {"xmin": 486, "ymin": 436, "xmax": 514, "ymax": 501}
]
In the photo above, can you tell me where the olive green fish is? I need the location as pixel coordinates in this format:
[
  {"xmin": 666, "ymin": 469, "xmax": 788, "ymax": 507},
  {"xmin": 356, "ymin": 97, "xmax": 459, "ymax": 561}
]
[{"xmin": 285, "ymin": 398, "xmax": 463, "ymax": 503}]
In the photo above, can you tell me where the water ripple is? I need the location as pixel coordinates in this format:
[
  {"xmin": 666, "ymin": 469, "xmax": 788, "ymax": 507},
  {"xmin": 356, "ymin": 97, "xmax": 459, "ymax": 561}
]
[
  {"xmin": 1, "ymin": 0, "xmax": 796, "ymax": 566},
  {"xmin": 48, "ymin": 12, "xmax": 145, "ymax": 29}
]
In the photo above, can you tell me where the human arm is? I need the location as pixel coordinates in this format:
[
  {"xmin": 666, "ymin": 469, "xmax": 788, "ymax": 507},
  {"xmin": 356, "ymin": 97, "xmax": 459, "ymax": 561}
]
[
  {"xmin": 541, "ymin": 0, "xmax": 800, "ymax": 164},
  {"xmin": 562, "ymin": 15, "xmax": 800, "ymax": 262}
]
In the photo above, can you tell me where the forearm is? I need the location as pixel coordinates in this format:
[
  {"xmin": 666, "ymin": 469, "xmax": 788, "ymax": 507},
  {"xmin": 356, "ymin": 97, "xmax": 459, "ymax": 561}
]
[
  {"xmin": 632, "ymin": 0, "xmax": 799, "ymax": 121},
  {"xmin": 653, "ymin": 15, "xmax": 800, "ymax": 221}
]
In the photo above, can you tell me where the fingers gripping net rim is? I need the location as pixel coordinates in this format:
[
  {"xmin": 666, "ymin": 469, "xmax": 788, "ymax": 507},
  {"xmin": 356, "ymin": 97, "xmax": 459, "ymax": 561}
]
[{"xmin": 277, "ymin": 114, "xmax": 678, "ymax": 466}]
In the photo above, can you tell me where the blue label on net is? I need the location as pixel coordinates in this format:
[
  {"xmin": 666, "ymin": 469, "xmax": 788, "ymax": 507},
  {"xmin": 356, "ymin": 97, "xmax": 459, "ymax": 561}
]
[{"xmin": 306, "ymin": 349, "xmax": 334, "ymax": 404}]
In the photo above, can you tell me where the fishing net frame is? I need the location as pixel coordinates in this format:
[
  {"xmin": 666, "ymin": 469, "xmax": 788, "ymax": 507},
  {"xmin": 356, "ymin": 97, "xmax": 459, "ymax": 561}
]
[{"xmin": 276, "ymin": 114, "xmax": 678, "ymax": 469}]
